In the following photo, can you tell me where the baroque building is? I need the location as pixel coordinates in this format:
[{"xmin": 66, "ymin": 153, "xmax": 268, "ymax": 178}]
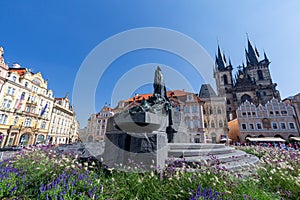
[
  {"xmin": 0, "ymin": 64, "xmax": 54, "ymax": 147},
  {"xmin": 0, "ymin": 46, "xmax": 79, "ymax": 147},
  {"xmin": 214, "ymin": 38, "xmax": 280, "ymax": 121}
]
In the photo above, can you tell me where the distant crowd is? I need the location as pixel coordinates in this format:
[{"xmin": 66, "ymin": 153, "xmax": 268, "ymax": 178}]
[{"xmin": 232, "ymin": 141, "xmax": 300, "ymax": 151}]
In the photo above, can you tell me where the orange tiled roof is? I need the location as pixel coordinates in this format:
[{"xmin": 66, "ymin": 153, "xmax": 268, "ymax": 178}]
[
  {"xmin": 9, "ymin": 68, "xmax": 27, "ymax": 75},
  {"xmin": 124, "ymin": 90, "xmax": 192, "ymax": 103}
]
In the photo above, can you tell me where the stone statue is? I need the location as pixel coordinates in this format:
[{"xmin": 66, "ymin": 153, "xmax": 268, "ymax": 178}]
[{"xmin": 0, "ymin": 47, "xmax": 4, "ymax": 63}]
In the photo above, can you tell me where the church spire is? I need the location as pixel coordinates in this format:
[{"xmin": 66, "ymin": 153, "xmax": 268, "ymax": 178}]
[
  {"xmin": 216, "ymin": 45, "xmax": 227, "ymax": 70},
  {"xmin": 246, "ymin": 37, "xmax": 259, "ymax": 66}
]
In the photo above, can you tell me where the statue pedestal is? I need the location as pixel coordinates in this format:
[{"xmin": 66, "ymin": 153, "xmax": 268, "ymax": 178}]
[{"xmin": 103, "ymin": 117, "xmax": 168, "ymax": 172}]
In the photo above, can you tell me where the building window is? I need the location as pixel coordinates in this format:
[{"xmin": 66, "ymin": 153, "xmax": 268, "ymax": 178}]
[
  {"xmin": 6, "ymin": 100, "xmax": 12, "ymax": 108},
  {"xmin": 25, "ymin": 81, "xmax": 28, "ymax": 87},
  {"xmin": 1, "ymin": 99, "xmax": 7, "ymax": 108},
  {"xmin": 241, "ymin": 123, "xmax": 247, "ymax": 130},
  {"xmin": 219, "ymin": 120, "xmax": 223, "ymax": 128},
  {"xmin": 184, "ymin": 106, "xmax": 189, "ymax": 113},
  {"xmin": 211, "ymin": 120, "xmax": 215, "ymax": 128},
  {"xmin": 257, "ymin": 70, "xmax": 264, "ymax": 80},
  {"xmin": 203, "ymin": 109, "xmax": 206, "ymax": 115},
  {"xmin": 12, "ymin": 76, "xmax": 17, "ymax": 82},
  {"xmin": 280, "ymin": 123, "xmax": 286, "ymax": 130},
  {"xmin": 40, "ymin": 121, "xmax": 46, "ymax": 130},
  {"xmin": 257, "ymin": 123, "xmax": 262, "ymax": 130},
  {"xmin": 24, "ymin": 118, "xmax": 32, "ymax": 127},
  {"xmin": 185, "ymin": 120, "xmax": 190, "ymax": 128},
  {"xmin": 204, "ymin": 121, "xmax": 207, "ymax": 128},
  {"xmin": 272, "ymin": 122, "xmax": 278, "ymax": 130},
  {"xmin": 25, "ymin": 106, "xmax": 30, "ymax": 112},
  {"xmin": 281, "ymin": 111, "xmax": 287, "ymax": 115},
  {"xmin": 6, "ymin": 87, "xmax": 11, "ymax": 94},
  {"xmin": 209, "ymin": 107, "xmax": 213, "ymax": 114},
  {"xmin": 0, "ymin": 114, "xmax": 8, "ymax": 124},
  {"xmin": 226, "ymin": 99, "xmax": 230, "ymax": 105},
  {"xmin": 193, "ymin": 120, "xmax": 198, "ymax": 128},
  {"xmin": 289, "ymin": 122, "xmax": 295, "ymax": 129},
  {"xmin": 249, "ymin": 123, "xmax": 254, "ymax": 130},
  {"xmin": 13, "ymin": 116, "xmax": 19, "ymax": 126},
  {"xmin": 192, "ymin": 106, "xmax": 197, "ymax": 113},
  {"xmin": 223, "ymin": 74, "xmax": 228, "ymax": 85}
]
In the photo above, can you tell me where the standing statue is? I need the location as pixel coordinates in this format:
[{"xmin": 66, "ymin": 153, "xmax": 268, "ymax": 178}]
[
  {"xmin": 0, "ymin": 47, "xmax": 4, "ymax": 63},
  {"xmin": 153, "ymin": 66, "xmax": 167, "ymax": 99}
]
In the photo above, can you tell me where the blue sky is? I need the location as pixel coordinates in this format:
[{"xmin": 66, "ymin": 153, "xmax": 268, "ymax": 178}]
[{"xmin": 1, "ymin": 1, "xmax": 300, "ymax": 126}]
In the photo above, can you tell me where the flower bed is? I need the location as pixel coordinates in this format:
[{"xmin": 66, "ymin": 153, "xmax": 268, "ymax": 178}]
[{"xmin": 1, "ymin": 145, "xmax": 299, "ymax": 199}]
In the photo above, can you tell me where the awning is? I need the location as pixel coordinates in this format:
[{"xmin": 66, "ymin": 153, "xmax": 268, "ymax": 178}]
[
  {"xmin": 220, "ymin": 138, "xmax": 232, "ymax": 141},
  {"xmin": 246, "ymin": 137, "xmax": 285, "ymax": 142},
  {"xmin": 290, "ymin": 137, "xmax": 300, "ymax": 141}
]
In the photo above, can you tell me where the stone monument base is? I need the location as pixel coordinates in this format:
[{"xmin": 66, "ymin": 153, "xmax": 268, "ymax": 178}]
[{"xmin": 103, "ymin": 129, "xmax": 168, "ymax": 172}]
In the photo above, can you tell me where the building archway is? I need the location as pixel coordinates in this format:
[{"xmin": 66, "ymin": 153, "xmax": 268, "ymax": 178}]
[
  {"xmin": 88, "ymin": 135, "xmax": 94, "ymax": 142},
  {"xmin": 211, "ymin": 132, "xmax": 217, "ymax": 143},
  {"xmin": 36, "ymin": 135, "xmax": 45, "ymax": 145},
  {"xmin": 19, "ymin": 133, "xmax": 30, "ymax": 146},
  {"xmin": 274, "ymin": 135, "xmax": 284, "ymax": 139}
]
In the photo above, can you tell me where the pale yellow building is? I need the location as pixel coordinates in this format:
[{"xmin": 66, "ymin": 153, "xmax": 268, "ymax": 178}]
[
  {"xmin": 0, "ymin": 64, "xmax": 54, "ymax": 147},
  {"xmin": 47, "ymin": 95, "xmax": 76, "ymax": 145}
]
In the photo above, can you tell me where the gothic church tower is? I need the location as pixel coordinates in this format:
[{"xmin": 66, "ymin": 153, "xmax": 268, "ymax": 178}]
[{"xmin": 213, "ymin": 45, "xmax": 235, "ymax": 120}]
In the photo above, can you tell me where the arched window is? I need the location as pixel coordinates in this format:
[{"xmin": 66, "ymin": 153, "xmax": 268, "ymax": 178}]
[
  {"xmin": 226, "ymin": 99, "xmax": 231, "ymax": 104},
  {"xmin": 217, "ymin": 107, "xmax": 222, "ymax": 114},
  {"xmin": 223, "ymin": 74, "xmax": 228, "ymax": 85},
  {"xmin": 204, "ymin": 121, "xmax": 207, "ymax": 128},
  {"xmin": 241, "ymin": 94, "xmax": 252, "ymax": 103},
  {"xmin": 219, "ymin": 120, "xmax": 223, "ymax": 128},
  {"xmin": 211, "ymin": 120, "xmax": 215, "ymax": 128},
  {"xmin": 257, "ymin": 70, "xmax": 264, "ymax": 80},
  {"xmin": 209, "ymin": 107, "xmax": 213, "ymax": 114}
]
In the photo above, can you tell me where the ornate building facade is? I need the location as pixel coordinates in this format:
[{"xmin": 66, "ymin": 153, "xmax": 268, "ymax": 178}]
[
  {"xmin": 0, "ymin": 64, "xmax": 54, "ymax": 147},
  {"xmin": 199, "ymin": 84, "xmax": 228, "ymax": 143},
  {"xmin": 229, "ymin": 99, "xmax": 298, "ymax": 142},
  {"xmin": 47, "ymin": 95, "xmax": 78, "ymax": 145},
  {"xmin": 0, "ymin": 46, "xmax": 79, "ymax": 147},
  {"xmin": 214, "ymin": 38, "xmax": 280, "ymax": 121},
  {"xmin": 84, "ymin": 106, "xmax": 114, "ymax": 142}
]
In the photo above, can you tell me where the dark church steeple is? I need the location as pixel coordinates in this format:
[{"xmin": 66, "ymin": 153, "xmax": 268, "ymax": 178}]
[
  {"xmin": 216, "ymin": 45, "xmax": 226, "ymax": 70},
  {"xmin": 245, "ymin": 39, "xmax": 259, "ymax": 66}
]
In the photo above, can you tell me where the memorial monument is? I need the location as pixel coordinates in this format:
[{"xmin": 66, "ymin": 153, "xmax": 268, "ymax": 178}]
[{"xmin": 103, "ymin": 67, "xmax": 179, "ymax": 171}]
